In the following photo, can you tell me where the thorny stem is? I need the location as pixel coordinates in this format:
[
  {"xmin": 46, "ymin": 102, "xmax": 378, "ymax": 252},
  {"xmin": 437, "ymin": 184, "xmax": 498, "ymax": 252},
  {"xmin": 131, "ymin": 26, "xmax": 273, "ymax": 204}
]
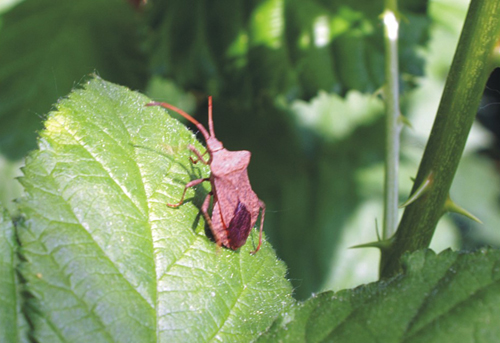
[
  {"xmin": 380, "ymin": 0, "xmax": 500, "ymax": 278},
  {"xmin": 382, "ymin": 0, "xmax": 401, "ymax": 240}
]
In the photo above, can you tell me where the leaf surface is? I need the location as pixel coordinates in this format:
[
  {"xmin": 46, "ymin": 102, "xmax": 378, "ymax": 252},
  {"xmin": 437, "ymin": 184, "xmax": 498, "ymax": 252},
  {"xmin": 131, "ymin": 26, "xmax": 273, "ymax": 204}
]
[
  {"xmin": 0, "ymin": 206, "xmax": 29, "ymax": 343},
  {"xmin": 258, "ymin": 248, "xmax": 500, "ymax": 343},
  {"xmin": 17, "ymin": 78, "xmax": 292, "ymax": 342}
]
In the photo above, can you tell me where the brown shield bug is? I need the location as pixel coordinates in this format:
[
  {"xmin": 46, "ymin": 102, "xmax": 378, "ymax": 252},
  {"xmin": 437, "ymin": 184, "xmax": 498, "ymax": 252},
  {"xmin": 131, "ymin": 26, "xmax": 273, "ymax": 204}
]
[{"xmin": 147, "ymin": 97, "xmax": 266, "ymax": 254}]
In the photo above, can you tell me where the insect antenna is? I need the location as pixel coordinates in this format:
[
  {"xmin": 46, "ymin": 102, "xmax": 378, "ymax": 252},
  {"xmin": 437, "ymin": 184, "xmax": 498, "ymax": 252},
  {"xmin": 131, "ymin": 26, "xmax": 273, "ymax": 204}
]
[
  {"xmin": 208, "ymin": 96, "xmax": 215, "ymax": 138},
  {"xmin": 146, "ymin": 101, "xmax": 210, "ymax": 141}
]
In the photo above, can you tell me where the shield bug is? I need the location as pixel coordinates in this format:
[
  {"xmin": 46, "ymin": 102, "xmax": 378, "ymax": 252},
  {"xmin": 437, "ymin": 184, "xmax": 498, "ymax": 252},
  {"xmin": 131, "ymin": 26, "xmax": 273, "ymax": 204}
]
[{"xmin": 147, "ymin": 97, "xmax": 266, "ymax": 254}]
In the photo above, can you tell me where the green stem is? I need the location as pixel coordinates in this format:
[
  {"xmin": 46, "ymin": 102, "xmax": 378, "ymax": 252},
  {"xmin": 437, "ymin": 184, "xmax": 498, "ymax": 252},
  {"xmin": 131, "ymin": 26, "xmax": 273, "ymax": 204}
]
[
  {"xmin": 380, "ymin": 0, "xmax": 500, "ymax": 278},
  {"xmin": 382, "ymin": 1, "xmax": 401, "ymax": 240}
]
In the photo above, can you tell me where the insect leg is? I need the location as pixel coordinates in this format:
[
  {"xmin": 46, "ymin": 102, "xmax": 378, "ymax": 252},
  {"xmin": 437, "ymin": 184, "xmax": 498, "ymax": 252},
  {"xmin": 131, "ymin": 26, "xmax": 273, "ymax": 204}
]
[
  {"xmin": 188, "ymin": 144, "xmax": 209, "ymax": 165},
  {"xmin": 167, "ymin": 178, "xmax": 209, "ymax": 207},
  {"xmin": 250, "ymin": 200, "xmax": 266, "ymax": 254},
  {"xmin": 200, "ymin": 192, "xmax": 220, "ymax": 246}
]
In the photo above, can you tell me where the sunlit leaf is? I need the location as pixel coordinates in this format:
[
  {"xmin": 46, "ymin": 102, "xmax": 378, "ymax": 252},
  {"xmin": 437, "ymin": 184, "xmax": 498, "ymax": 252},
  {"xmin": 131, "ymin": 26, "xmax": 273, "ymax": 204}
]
[{"xmin": 17, "ymin": 78, "xmax": 293, "ymax": 342}]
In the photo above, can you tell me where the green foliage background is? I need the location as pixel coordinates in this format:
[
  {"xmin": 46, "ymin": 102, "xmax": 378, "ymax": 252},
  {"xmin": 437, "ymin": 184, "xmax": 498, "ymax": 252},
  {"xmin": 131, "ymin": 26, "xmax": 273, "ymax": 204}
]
[
  {"xmin": 0, "ymin": 0, "xmax": 431, "ymax": 299},
  {"xmin": 1, "ymin": 0, "xmax": 500, "ymax": 341}
]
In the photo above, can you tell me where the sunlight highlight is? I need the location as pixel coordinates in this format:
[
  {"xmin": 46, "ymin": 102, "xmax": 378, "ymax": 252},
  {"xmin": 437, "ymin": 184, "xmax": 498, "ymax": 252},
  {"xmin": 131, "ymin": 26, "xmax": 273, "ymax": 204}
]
[
  {"xmin": 313, "ymin": 16, "xmax": 330, "ymax": 47},
  {"xmin": 383, "ymin": 11, "xmax": 399, "ymax": 41}
]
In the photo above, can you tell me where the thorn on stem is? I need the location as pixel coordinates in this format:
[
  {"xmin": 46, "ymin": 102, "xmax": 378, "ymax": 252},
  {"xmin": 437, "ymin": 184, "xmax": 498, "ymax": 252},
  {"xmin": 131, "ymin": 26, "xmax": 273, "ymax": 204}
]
[
  {"xmin": 444, "ymin": 196, "xmax": 483, "ymax": 224},
  {"xmin": 399, "ymin": 172, "xmax": 433, "ymax": 208}
]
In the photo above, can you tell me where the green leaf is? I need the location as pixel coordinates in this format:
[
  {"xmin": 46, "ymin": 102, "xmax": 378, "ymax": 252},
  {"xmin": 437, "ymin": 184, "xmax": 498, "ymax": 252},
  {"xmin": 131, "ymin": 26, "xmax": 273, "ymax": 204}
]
[
  {"xmin": 257, "ymin": 248, "xmax": 500, "ymax": 342},
  {"xmin": 16, "ymin": 77, "xmax": 292, "ymax": 342},
  {"xmin": 0, "ymin": 205, "xmax": 28, "ymax": 343},
  {"xmin": 0, "ymin": 0, "xmax": 147, "ymax": 159}
]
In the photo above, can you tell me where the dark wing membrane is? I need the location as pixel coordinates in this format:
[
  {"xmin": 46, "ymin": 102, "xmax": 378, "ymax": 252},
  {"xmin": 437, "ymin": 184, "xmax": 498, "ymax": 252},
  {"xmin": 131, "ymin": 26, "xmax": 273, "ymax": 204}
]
[{"xmin": 226, "ymin": 202, "xmax": 252, "ymax": 249}]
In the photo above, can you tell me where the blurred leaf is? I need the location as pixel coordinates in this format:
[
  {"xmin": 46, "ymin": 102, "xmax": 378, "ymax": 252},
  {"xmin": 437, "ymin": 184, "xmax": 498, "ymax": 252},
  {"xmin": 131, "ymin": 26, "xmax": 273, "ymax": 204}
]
[
  {"xmin": 148, "ymin": 0, "xmax": 429, "ymax": 101},
  {"xmin": 145, "ymin": 76, "xmax": 197, "ymax": 114},
  {"xmin": 0, "ymin": 0, "xmax": 147, "ymax": 159},
  {"xmin": 16, "ymin": 78, "xmax": 292, "ymax": 342},
  {"xmin": 0, "ymin": 206, "xmax": 29, "ymax": 343},
  {"xmin": 258, "ymin": 248, "xmax": 500, "ymax": 342},
  {"xmin": 318, "ymin": 199, "xmax": 381, "ymax": 292},
  {"xmin": 273, "ymin": 91, "xmax": 384, "ymax": 298},
  {"xmin": 0, "ymin": 0, "xmax": 22, "ymax": 13},
  {"xmin": 0, "ymin": 156, "xmax": 23, "ymax": 214},
  {"xmin": 290, "ymin": 90, "xmax": 384, "ymax": 142},
  {"xmin": 451, "ymin": 154, "xmax": 500, "ymax": 246}
]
